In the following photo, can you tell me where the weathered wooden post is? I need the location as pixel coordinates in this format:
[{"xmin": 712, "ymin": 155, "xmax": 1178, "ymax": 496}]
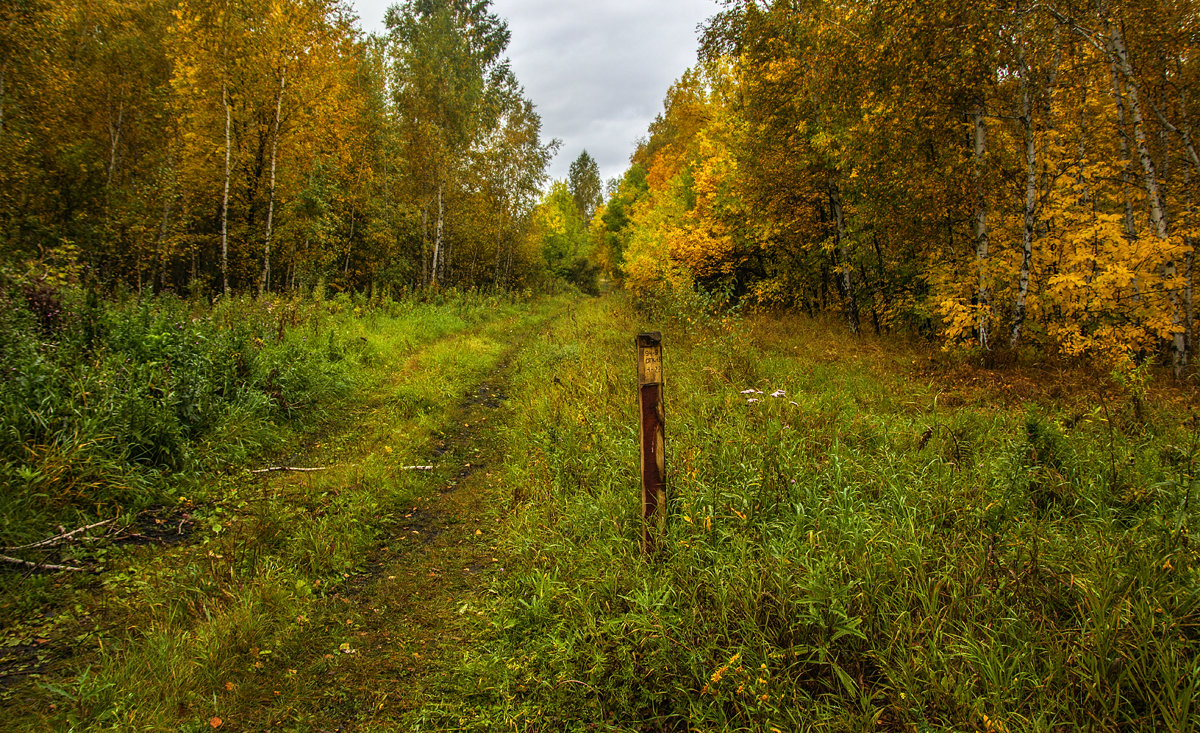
[{"xmin": 637, "ymin": 332, "xmax": 666, "ymax": 553}]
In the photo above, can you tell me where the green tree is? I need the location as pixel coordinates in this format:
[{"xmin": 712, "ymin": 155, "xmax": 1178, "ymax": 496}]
[
  {"xmin": 567, "ymin": 149, "xmax": 602, "ymax": 221},
  {"xmin": 386, "ymin": 0, "xmax": 510, "ymax": 287},
  {"xmin": 534, "ymin": 180, "xmax": 598, "ymax": 293}
]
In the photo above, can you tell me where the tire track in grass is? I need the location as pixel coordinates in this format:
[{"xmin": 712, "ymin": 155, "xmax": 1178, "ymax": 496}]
[
  {"xmin": 307, "ymin": 368, "xmax": 520, "ymax": 730},
  {"xmin": 0, "ymin": 298, "xmax": 567, "ymax": 732},
  {"xmin": 216, "ymin": 305, "xmax": 567, "ymax": 731}
]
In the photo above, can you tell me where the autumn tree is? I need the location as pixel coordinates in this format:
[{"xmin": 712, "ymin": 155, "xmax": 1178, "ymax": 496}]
[{"xmin": 618, "ymin": 0, "xmax": 1199, "ymax": 372}]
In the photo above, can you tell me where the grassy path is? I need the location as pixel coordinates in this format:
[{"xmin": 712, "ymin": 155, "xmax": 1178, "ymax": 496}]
[
  {"xmin": 289, "ymin": 368, "xmax": 519, "ymax": 730},
  {"xmin": 1, "ymin": 295, "xmax": 566, "ymax": 731},
  {"xmin": 400, "ymin": 296, "xmax": 1200, "ymax": 732},
  {"xmin": 6, "ymin": 292, "xmax": 1198, "ymax": 732},
  {"xmin": 250, "ymin": 337, "xmax": 535, "ymax": 731}
]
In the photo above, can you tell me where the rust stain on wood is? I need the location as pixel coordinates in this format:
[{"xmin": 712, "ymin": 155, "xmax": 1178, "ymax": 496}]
[{"xmin": 637, "ymin": 332, "xmax": 665, "ymax": 554}]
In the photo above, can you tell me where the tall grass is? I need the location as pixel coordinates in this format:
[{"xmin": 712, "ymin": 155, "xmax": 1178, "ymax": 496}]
[
  {"xmin": 0, "ymin": 283, "xmax": 553, "ymax": 730},
  {"xmin": 0, "ymin": 287, "xmax": 338, "ymax": 542},
  {"xmin": 427, "ymin": 295, "xmax": 1200, "ymax": 732},
  {"xmin": 0, "ymin": 282, "xmax": 527, "ymax": 543}
]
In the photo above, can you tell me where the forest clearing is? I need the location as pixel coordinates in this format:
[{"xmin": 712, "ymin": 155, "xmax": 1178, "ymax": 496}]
[
  {"xmin": 1, "ymin": 290, "xmax": 1198, "ymax": 731},
  {"xmin": 3, "ymin": 0, "xmax": 1200, "ymax": 729}
]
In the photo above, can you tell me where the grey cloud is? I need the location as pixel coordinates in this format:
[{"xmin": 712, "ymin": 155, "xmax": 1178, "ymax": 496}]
[{"xmin": 350, "ymin": 0, "xmax": 719, "ymax": 184}]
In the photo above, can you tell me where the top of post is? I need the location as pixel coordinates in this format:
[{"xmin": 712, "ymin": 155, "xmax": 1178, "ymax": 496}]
[
  {"xmin": 637, "ymin": 332, "xmax": 663, "ymax": 385},
  {"xmin": 637, "ymin": 332, "xmax": 662, "ymax": 349}
]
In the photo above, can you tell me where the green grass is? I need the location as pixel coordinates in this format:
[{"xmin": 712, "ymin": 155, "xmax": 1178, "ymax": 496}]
[
  {"xmin": 0, "ymin": 287, "xmax": 563, "ymax": 730},
  {"xmin": 418, "ymin": 295, "xmax": 1200, "ymax": 732},
  {"xmin": 4, "ymin": 289, "xmax": 1198, "ymax": 732}
]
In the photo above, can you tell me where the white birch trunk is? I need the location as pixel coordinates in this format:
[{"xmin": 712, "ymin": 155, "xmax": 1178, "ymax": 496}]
[
  {"xmin": 973, "ymin": 104, "xmax": 991, "ymax": 349},
  {"xmin": 106, "ymin": 102, "xmax": 123, "ymax": 190},
  {"xmin": 1110, "ymin": 68, "xmax": 1138, "ymax": 241},
  {"xmin": 430, "ymin": 182, "xmax": 444, "ymax": 288},
  {"xmin": 1105, "ymin": 18, "xmax": 1186, "ymax": 374},
  {"xmin": 830, "ymin": 182, "xmax": 859, "ymax": 334},
  {"xmin": 221, "ymin": 84, "xmax": 232, "ymax": 296},
  {"xmin": 1012, "ymin": 70, "xmax": 1037, "ymax": 348},
  {"xmin": 261, "ymin": 69, "xmax": 287, "ymax": 297}
]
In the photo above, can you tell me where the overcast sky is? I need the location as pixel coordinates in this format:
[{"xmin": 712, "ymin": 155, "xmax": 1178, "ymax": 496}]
[{"xmin": 347, "ymin": 0, "xmax": 721, "ymax": 186}]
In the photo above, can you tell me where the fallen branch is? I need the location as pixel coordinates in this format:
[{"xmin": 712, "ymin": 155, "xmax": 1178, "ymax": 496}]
[
  {"xmin": 251, "ymin": 463, "xmax": 433, "ymax": 474},
  {"xmin": 250, "ymin": 465, "xmax": 336, "ymax": 474},
  {"xmin": 4, "ymin": 518, "xmax": 116, "ymax": 552},
  {"xmin": 0, "ymin": 554, "xmax": 85, "ymax": 573}
]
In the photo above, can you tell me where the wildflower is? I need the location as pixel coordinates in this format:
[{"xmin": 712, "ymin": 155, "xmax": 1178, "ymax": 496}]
[
  {"xmin": 747, "ymin": 398, "xmax": 760, "ymax": 404},
  {"xmin": 770, "ymin": 390, "xmax": 786, "ymax": 398},
  {"xmin": 740, "ymin": 388, "xmax": 763, "ymax": 395}
]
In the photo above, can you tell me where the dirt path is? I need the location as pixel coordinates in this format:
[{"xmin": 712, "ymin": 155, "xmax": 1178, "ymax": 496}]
[
  {"xmin": 303, "ymin": 368, "xmax": 517, "ymax": 730},
  {"xmin": 0, "ymin": 299, "xmax": 567, "ymax": 732}
]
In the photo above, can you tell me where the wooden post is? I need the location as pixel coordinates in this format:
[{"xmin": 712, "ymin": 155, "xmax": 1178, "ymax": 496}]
[{"xmin": 637, "ymin": 332, "xmax": 666, "ymax": 553}]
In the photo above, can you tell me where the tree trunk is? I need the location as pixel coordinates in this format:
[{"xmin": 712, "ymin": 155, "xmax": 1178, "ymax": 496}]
[
  {"xmin": 344, "ymin": 210, "xmax": 354, "ymax": 275},
  {"xmin": 1103, "ymin": 16, "xmax": 1166, "ymax": 235},
  {"xmin": 106, "ymin": 101, "xmax": 123, "ymax": 190},
  {"xmin": 221, "ymin": 84, "xmax": 232, "ymax": 295},
  {"xmin": 1105, "ymin": 16, "xmax": 1185, "ymax": 374},
  {"xmin": 973, "ymin": 103, "xmax": 991, "ymax": 349},
  {"xmin": 153, "ymin": 196, "xmax": 173, "ymax": 292},
  {"xmin": 1188, "ymin": 245, "xmax": 1195, "ymax": 365},
  {"xmin": 829, "ymin": 181, "xmax": 859, "ymax": 334},
  {"xmin": 1110, "ymin": 69, "xmax": 1138, "ymax": 241},
  {"xmin": 430, "ymin": 181, "xmax": 445, "ymax": 288},
  {"xmin": 493, "ymin": 214, "xmax": 504, "ymax": 287},
  {"xmin": 1179, "ymin": 90, "xmax": 1200, "ymax": 174},
  {"xmin": 1012, "ymin": 70, "xmax": 1037, "ymax": 348},
  {"xmin": 260, "ymin": 69, "xmax": 287, "ymax": 298}
]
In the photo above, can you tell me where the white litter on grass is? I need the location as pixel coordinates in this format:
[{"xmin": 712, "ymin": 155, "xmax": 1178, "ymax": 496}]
[{"xmin": 790, "ymin": 401, "xmax": 799, "ymax": 406}]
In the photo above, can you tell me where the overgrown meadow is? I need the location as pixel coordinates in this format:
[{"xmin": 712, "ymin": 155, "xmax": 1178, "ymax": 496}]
[
  {"xmin": 2, "ymin": 286, "xmax": 349, "ymax": 541},
  {"xmin": 0, "ymin": 282, "xmax": 546, "ymax": 729},
  {"xmin": 425, "ymin": 294, "xmax": 1200, "ymax": 732},
  {"xmin": 2, "ymin": 281, "xmax": 1199, "ymax": 731}
]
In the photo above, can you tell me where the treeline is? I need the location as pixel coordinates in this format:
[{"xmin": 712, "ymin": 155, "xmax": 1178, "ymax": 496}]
[
  {"xmin": 0, "ymin": 0, "xmax": 557, "ymax": 294},
  {"xmin": 599, "ymin": 0, "xmax": 1199, "ymax": 372}
]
